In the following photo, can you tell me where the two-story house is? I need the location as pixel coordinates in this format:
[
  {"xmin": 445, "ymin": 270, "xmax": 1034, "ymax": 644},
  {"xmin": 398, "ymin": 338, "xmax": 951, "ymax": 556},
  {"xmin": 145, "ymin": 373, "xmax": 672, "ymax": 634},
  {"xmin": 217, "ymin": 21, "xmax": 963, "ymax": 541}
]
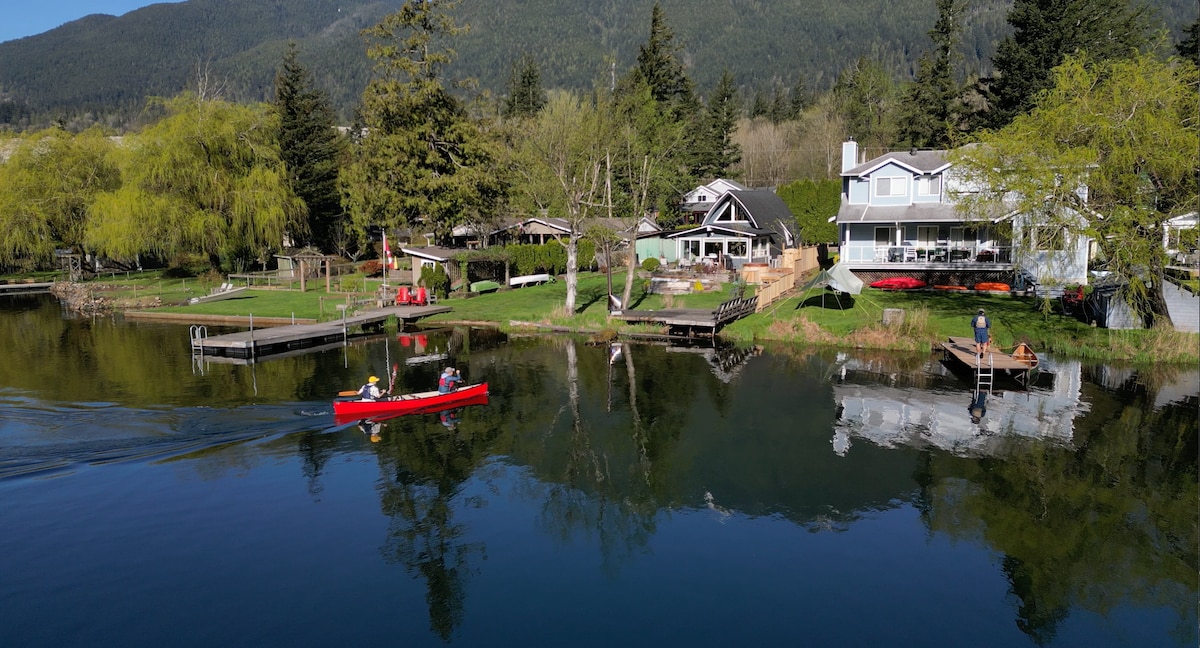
[
  {"xmin": 667, "ymin": 189, "xmax": 796, "ymax": 270},
  {"xmin": 680, "ymin": 179, "xmax": 751, "ymax": 225},
  {"xmin": 836, "ymin": 139, "xmax": 1090, "ymax": 287}
]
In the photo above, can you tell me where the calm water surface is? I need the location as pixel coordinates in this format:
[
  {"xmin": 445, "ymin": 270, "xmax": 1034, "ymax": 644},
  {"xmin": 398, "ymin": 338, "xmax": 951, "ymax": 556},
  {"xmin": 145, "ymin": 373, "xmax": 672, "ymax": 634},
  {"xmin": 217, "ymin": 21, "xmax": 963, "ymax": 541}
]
[{"xmin": 0, "ymin": 294, "xmax": 1195, "ymax": 647}]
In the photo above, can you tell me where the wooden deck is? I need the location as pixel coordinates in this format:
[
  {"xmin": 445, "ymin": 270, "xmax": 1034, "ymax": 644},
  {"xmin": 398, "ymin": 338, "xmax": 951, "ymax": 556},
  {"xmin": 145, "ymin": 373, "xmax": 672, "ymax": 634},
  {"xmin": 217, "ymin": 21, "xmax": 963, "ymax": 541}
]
[
  {"xmin": 191, "ymin": 304, "xmax": 450, "ymax": 358},
  {"xmin": 611, "ymin": 297, "xmax": 757, "ymax": 337},
  {"xmin": 940, "ymin": 336, "xmax": 1037, "ymax": 372}
]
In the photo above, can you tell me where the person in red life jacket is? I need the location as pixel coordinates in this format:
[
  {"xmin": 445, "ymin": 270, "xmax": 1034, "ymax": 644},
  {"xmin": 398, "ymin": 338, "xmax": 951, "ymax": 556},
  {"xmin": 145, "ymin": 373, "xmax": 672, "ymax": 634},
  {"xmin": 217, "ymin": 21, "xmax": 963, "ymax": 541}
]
[{"xmin": 438, "ymin": 367, "xmax": 462, "ymax": 394}]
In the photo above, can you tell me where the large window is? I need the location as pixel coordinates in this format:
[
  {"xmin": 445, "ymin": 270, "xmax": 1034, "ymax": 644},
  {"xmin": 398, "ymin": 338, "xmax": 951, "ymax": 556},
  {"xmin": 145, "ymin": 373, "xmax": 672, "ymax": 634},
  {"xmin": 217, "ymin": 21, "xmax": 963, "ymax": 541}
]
[
  {"xmin": 917, "ymin": 226, "xmax": 939, "ymax": 246},
  {"xmin": 874, "ymin": 227, "xmax": 895, "ymax": 246},
  {"xmin": 917, "ymin": 175, "xmax": 941, "ymax": 196},
  {"xmin": 875, "ymin": 176, "xmax": 908, "ymax": 197},
  {"xmin": 727, "ymin": 240, "xmax": 747, "ymax": 257}
]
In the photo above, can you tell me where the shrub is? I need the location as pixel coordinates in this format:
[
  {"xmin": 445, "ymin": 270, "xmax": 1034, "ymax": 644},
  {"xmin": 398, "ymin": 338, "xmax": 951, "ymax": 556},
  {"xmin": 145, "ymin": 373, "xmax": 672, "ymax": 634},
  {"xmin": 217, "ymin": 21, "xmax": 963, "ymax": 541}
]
[
  {"xmin": 641, "ymin": 257, "xmax": 661, "ymax": 272},
  {"xmin": 358, "ymin": 260, "xmax": 384, "ymax": 277},
  {"xmin": 420, "ymin": 264, "xmax": 450, "ymax": 298}
]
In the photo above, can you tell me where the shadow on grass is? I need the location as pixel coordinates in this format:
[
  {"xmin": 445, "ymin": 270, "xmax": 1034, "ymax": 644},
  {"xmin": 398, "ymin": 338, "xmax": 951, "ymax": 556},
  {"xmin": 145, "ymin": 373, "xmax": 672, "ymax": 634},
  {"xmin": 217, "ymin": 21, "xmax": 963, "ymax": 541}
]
[
  {"xmin": 575, "ymin": 286, "xmax": 605, "ymax": 314},
  {"xmin": 796, "ymin": 291, "xmax": 856, "ymax": 310}
]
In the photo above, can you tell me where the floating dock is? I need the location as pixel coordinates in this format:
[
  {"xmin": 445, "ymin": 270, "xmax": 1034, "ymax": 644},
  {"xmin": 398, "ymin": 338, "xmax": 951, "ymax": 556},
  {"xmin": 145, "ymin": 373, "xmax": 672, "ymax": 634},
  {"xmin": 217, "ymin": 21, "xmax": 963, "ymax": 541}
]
[
  {"xmin": 190, "ymin": 305, "xmax": 449, "ymax": 359},
  {"xmin": 940, "ymin": 336, "xmax": 1038, "ymax": 392}
]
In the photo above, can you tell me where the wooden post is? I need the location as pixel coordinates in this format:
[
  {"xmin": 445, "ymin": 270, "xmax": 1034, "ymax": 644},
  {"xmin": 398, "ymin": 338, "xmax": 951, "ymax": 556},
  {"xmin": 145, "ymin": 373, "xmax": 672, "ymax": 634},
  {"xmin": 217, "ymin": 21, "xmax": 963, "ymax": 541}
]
[
  {"xmin": 299, "ymin": 258, "xmax": 306, "ymax": 293},
  {"xmin": 325, "ymin": 258, "xmax": 331, "ymax": 293}
]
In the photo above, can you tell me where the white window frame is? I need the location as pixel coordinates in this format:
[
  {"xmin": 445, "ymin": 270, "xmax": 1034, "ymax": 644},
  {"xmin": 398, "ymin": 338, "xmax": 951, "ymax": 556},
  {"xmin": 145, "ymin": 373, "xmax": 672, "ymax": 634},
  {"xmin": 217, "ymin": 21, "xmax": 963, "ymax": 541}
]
[
  {"xmin": 875, "ymin": 176, "xmax": 909, "ymax": 198},
  {"xmin": 917, "ymin": 174, "xmax": 942, "ymax": 196}
]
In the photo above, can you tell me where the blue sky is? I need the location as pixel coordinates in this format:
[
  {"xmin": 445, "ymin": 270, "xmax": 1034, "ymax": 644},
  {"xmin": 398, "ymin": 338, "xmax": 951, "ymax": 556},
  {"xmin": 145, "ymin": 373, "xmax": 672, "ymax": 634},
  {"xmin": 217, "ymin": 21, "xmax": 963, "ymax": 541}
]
[{"xmin": 1, "ymin": 1, "xmax": 185, "ymax": 44}]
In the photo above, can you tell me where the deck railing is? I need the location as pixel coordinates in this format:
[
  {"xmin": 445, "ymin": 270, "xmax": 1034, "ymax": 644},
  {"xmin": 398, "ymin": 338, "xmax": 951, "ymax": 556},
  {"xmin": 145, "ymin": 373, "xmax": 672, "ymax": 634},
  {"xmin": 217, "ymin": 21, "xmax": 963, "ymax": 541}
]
[{"xmin": 842, "ymin": 244, "xmax": 1013, "ymax": 265}]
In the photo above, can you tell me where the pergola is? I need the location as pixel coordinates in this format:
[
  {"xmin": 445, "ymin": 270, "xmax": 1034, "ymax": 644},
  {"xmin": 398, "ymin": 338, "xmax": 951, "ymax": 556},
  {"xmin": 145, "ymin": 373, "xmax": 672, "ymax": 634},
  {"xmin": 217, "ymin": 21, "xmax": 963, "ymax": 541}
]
[{"xmin": 294, "ymin": 252, "xmax": 336, "ymax": 293}]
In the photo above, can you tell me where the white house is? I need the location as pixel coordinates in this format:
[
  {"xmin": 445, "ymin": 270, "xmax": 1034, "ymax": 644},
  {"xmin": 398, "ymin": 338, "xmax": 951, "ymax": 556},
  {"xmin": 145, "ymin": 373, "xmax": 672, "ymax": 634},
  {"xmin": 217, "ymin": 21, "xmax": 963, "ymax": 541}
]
[{"xmin": 680, "ymin": 178, "xmax": 751, "ymax": 224}]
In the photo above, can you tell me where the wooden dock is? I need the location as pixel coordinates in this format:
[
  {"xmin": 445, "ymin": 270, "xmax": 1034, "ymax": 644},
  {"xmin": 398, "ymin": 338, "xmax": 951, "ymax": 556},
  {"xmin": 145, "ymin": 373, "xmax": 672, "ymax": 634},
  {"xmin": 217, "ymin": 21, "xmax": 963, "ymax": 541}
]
[
  {"xmin": 0, "ymin": 282, "xmax": 53, "ymax": 295},
  {"xmin": 611, "ymin": 297, "xmax": 757, "ymax": 337},
  {"xmin": 940, "ymin": 336, "xmax": 1038, "ymax": 392},
  {"xmin": 191, "ymin": 304, "xmax": 450, "ymax": 358}
]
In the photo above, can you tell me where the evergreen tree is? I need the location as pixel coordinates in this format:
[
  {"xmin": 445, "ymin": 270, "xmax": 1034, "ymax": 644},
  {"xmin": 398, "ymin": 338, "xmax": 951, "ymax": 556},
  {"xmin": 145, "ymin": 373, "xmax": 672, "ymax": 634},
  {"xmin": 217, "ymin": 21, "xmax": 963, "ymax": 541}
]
[
  {"xmin": 777, "ymin": 178, "xmax": 840, "ymax": 246},
  {"xmin": 1177, "ymin": 17, "xmax": 1199, "ymax": 64},
  {"xmin": 273, "ymin": 43, "xmax": 345, "ymax": 253},
  {"xmin": 750, "ymin": 90, "xmax": 769, "ymax": 119},
  {"xmin": 788, "ymin": 75, "xmax": 812, "ymax": 118},
  {"xmin": 898, "ymin": 0, "xmax": 966, "ymax": 148},
  {"xmin": 983, "ymin": 0, "xmax": 1152, "ymax": 129},
  {"xmin": 339, "ymin": 0, "xmax": 504, "ymax": 248},
  {"xmin": 768, "ymin": 84, "xmax": 789, "ymax": 124},
  {"xmin": 503, "ymin": 53, "xmax": 547, "ymax": 119},
  {"xmin": 691, "ymin": 69, "xmax": 742, "ymax": 180},
  {"xmin": 635, "ymin": 3, "xmax": 696, "ymax": 116}
]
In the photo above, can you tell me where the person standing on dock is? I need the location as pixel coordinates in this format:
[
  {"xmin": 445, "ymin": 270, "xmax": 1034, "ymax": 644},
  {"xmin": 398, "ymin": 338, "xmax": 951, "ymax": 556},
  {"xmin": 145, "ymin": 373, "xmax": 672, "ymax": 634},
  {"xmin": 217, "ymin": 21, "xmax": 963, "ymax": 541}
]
[{"xmin": 972, "ymin": 309, "xmax": 992, "ymax": 356}]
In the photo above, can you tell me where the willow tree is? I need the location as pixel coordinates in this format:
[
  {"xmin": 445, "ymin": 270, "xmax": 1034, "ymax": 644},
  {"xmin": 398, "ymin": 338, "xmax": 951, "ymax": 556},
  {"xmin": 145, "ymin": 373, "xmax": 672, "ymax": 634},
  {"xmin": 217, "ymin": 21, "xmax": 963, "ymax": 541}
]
[
  {"xmin": 86, "ymin": 93, "xmax": 304, "ymax": 272},
  {"xmin": 514, "ymin": 90, "xmax": 614, "ymax": 313},
  {"xmin": 339, "ymin": 0, "xmax": 503, "ymax": 249},
  {"xmin": 955, "ymin": 53, "xmax": 1199, "ymax": 326},
  {"xmin": 0, "ymin": 127, "xmax": 120, "ymax": 268}
]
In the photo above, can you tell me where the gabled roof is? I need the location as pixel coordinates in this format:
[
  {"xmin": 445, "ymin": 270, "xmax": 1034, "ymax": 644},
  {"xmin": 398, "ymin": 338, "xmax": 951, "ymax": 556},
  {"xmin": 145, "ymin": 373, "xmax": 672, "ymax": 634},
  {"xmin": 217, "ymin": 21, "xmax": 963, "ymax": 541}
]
[
  {"xmin": 669, "ymin": 190, "xmax": 796, "ymax": 244},
  {"xmin": 843, "ymin": 149, "xmax": 950, "ymax": 177}
]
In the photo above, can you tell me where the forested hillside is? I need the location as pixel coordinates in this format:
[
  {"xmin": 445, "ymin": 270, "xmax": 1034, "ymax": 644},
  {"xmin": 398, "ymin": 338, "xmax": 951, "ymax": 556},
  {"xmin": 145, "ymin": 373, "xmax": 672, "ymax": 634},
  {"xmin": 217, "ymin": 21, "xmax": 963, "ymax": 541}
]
[{"xmin": 0, "ymin": 0, "xmax": 1194, "ymax": 130}]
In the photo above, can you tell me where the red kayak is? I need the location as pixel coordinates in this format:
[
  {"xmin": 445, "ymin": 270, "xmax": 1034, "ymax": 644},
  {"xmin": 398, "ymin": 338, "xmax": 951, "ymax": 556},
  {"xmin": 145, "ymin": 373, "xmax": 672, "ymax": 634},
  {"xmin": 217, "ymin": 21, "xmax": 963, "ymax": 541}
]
[
  {"xmin": 869, "ymin": 277, "xmax": 927, "ymax": 290},
  {"xmin": 333, "ymin": 382, "xmax": 489, "ymax": 422}
]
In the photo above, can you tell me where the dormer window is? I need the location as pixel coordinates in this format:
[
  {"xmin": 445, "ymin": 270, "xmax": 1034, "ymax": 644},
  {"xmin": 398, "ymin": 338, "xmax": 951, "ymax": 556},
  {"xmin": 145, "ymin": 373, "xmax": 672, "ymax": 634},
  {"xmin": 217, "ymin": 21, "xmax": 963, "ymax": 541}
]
[
  {"xmin": 917, "ymin": 175, "xmax": 942, "ymax": 196},
  {"xmin": 875, "ymin": 176, "xmax": 908, "ymax": 197}
]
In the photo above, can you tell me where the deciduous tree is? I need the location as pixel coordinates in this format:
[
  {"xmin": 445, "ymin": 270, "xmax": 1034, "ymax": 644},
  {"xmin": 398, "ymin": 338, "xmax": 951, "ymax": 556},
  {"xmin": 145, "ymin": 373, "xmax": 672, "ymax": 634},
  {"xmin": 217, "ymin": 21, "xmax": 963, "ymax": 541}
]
[
  {"xmin": 0, "ymin": 127, "xmax": 120, "ymax": 268},
  {"xmin": 955, "ymin": 53, "xmax": 1198, "ymax": 326},
  {"xmin": 86, "ymin": 93, "xmax": 303, "ymax": 272},
  {"xmin": 513, "ymin": 90, "xmax": 614, "ymax": 313}
]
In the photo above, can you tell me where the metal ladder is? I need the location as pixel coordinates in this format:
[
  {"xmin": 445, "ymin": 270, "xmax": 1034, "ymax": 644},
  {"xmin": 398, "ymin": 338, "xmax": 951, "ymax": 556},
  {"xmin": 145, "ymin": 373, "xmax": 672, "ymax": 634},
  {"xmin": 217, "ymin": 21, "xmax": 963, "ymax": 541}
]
[{"xmin": 976, "ymin": 353, "xmax": 995, "ymax": 394}]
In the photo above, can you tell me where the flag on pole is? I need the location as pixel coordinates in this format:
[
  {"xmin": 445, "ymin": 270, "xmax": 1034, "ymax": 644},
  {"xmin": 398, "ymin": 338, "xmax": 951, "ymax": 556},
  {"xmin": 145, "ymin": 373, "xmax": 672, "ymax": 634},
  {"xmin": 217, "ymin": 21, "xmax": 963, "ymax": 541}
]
[{"xmin": 382, "ymin": 230, "xmax": 392, "ymax": 277}]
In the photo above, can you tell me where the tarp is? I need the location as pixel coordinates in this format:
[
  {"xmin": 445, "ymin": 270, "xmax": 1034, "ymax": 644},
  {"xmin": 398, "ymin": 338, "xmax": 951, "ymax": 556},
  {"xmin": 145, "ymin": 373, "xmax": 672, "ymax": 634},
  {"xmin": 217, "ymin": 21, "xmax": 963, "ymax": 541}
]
[{"xmin": 800, "ymin": 263, "xmax": 863, "ymax": 295}]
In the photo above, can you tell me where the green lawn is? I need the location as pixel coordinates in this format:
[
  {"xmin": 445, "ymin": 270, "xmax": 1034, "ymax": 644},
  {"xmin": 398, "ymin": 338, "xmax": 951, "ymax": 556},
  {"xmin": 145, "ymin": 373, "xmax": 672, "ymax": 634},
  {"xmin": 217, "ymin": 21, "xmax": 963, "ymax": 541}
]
[{"xmin": 9, "ymin": 268, "xmax": 1196, "ymax": 364}]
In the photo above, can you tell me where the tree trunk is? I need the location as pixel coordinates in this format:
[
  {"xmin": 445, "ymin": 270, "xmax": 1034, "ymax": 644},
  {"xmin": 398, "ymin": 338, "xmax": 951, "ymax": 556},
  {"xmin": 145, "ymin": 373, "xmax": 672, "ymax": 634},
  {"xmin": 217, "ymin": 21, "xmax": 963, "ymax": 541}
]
[
  {"xmin": 564, "ymin": 234, "xmax": 579, "ymax": 313},
  {"xmin": 621, "ymin": 229, "xmax": 638, "ymax": 309},
  {"xmin": 1147, "ymin": 256, "xmax": 1173, "ymax": 328}
]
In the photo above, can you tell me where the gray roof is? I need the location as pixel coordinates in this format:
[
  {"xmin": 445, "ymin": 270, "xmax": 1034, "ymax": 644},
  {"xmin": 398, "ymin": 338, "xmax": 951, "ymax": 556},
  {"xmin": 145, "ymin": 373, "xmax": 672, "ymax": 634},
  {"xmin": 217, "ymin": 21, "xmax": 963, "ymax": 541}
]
[
  {"xmin": 726, "ymin": 190, "xmax": 795, "ymax": 233},
  {"xmin": 400, "ymin": 246, "xmax": 459, "ymax": 261},
  {"xmin": 844, "ymin": 149, "xmax": 950, "ymax": 176}
]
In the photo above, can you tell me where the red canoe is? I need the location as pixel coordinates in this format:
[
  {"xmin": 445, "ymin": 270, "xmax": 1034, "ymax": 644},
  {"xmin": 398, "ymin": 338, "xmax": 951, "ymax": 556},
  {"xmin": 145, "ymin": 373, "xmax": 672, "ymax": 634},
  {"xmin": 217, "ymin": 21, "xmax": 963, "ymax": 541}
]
[
  {"xmin": 333, "ymin": 382, "xmax": 489, "ymax": 422},
  {"xmin": 870, "ymin": 277, "xmax": 927, "ymax": 290}
]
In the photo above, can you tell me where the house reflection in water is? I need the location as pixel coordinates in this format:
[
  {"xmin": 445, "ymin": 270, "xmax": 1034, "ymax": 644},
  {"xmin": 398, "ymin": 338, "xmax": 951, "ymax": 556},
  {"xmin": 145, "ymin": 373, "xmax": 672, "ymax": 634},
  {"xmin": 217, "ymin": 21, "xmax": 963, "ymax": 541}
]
[{"xmin": 830, "ymin": 353, "xmax": 1089, "ymax": 457}]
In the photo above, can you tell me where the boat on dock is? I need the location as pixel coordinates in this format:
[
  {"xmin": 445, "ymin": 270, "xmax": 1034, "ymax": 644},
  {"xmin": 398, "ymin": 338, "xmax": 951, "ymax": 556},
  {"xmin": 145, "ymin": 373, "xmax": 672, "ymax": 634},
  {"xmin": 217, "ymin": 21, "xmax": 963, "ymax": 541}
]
[{"xmin": 940, "ymin": 336, "xmax": 1039, "ymax": 390}]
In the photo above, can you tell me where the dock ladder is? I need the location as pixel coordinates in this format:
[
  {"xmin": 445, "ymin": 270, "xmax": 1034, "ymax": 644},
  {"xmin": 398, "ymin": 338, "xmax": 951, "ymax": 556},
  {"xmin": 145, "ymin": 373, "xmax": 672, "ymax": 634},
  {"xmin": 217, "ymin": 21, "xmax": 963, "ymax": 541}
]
[{"xmin": 975, "ymin": 353, "xmax": 995, "ymax": 394}]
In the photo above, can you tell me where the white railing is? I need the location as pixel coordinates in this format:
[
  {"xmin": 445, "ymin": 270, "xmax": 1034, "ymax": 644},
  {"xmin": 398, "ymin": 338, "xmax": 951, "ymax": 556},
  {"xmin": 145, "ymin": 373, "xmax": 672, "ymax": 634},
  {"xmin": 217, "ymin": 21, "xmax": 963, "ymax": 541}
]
[{"xmin": 842, "ymin": 244, "xmax": 1013, "ymax": 264}]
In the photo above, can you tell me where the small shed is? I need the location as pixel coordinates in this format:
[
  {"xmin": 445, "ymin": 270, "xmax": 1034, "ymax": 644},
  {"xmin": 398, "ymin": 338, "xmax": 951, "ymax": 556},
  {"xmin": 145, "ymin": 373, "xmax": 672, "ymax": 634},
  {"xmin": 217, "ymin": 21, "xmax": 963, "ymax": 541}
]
[{"xmin": 1083, "ymin": 284, "xmax": 1144, "ymax": 329}]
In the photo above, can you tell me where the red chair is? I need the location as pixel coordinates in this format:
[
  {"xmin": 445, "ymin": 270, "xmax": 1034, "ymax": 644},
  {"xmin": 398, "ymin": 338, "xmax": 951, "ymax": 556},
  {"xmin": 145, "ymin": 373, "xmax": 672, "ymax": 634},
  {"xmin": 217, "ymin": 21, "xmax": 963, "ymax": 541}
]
[
  {"xmin": 396, "ymin": 286, "xmax": 411, "ymax": 305},
  {"xmin": 412, "ymin": 287, "xmax": 428, "ymax": 306}
]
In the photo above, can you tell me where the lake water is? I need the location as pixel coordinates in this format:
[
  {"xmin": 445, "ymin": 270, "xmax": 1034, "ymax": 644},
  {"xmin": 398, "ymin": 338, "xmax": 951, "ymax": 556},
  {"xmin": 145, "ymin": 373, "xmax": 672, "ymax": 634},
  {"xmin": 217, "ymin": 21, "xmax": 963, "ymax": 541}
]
[{"xmin": 0, "ymin": 294, "xmax": 1195, "ymax": 647}]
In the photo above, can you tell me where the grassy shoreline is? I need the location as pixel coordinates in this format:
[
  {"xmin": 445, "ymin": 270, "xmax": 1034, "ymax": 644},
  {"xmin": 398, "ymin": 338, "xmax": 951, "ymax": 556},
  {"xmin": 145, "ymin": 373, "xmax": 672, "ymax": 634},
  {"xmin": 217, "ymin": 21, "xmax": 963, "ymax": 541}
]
[{"xmin": 22, "ymin": 270, "xmax": 1200, "ymax": 365}]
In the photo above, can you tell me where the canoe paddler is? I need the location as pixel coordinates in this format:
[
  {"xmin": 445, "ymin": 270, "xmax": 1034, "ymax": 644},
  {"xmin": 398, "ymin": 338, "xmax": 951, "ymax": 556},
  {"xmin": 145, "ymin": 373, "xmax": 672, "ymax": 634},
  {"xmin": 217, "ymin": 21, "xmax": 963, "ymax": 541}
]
[
  {"xmin": 438, "ymin": 367, "xmax": 462, "ymax": 394},
  {"xmin": 358, "ymin": 375, "xmax": 388, "ymax": 401}
]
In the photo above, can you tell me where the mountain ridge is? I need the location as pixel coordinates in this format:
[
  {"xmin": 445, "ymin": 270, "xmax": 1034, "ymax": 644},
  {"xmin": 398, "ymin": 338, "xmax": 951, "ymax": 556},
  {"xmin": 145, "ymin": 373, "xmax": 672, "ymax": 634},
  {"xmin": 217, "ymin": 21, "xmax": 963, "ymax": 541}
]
[{"xmin": 0, "ymin": 0, "xmax": 1193, "ymax": 129}]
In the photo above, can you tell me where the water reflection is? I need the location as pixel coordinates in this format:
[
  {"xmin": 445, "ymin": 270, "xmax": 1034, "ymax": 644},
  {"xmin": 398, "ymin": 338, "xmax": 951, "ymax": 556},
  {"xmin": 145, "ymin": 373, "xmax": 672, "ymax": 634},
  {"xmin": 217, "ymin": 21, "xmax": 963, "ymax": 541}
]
[{"xmin": 0, "ymin": 295, "xmax": 1195, "ymax": 646}]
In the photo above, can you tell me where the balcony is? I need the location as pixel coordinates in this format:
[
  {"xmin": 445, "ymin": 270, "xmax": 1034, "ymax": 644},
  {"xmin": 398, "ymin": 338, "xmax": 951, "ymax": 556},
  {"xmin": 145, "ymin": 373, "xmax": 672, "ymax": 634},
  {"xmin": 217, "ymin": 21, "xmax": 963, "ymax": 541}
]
[{"xmin": 842, "ymin": 244, "xmax": 1014, "ymax": 269}]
